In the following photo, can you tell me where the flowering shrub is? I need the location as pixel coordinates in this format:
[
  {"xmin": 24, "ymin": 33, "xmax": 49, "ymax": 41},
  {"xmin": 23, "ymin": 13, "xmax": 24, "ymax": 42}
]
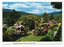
[
  {"xmin": 32, "ymin": 27, "xmax": 48, "ymax": 36},
  {"xmin": 32, "ymin": 19, "xmax": 58, "ymax": 36},
  {"xmin": 12, "ymin": 22, "xmax": 27, "ymax": 36},
  {"xmin": 13, "ymin": 26, "xmax": 27, "ymax": 36}
]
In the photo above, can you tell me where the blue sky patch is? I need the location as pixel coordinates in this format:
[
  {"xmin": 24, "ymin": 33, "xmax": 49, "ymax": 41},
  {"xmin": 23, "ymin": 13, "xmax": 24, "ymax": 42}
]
[{"xmin": 2, "ymin": 2, "xmax": 62, "ymax": 15}]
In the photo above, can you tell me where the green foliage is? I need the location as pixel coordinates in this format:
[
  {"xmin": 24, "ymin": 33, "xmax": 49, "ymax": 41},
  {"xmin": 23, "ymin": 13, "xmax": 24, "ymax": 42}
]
[
  {"xmin": 50, "ymin": 13, "xmax": 54, "ymax": 20},
  {"xmin": 51, "ymin": 2, "xmax": 62, "ymax": 9},
  {"xmin": 21, "ymin": 16, "xmax": 35, "ymax": 30},
  {"xmin": 16, "ymin": 31, "xmax": 45, "ymax": 41},
  {"xmin": 21, "ymin": 15, "xmax": 39, "ymax": 30},
  {"xmin": 6, "ymin": 27, "xmax": 15, "ymax": 35},
  {"xmin": 43, "ymin": 12, "xmax": 48, "ymax": 23},
  {"xmin": 40, "ymin": 31, "xmax": 54, "ymax": 41},
  {"xmin": 27, "ymin": 18, "xmax": 35, "ymax": 30},
  {"xmin": 55, "ymin": 16, "xmax": 62, "ymax": 23},
  {"xmin": 3, "ymin": 8, "xmax": 62, "ymax": 41},
  {"xmin": 21, "ymin": 16, "xmax": 29, "ymax": 26},
  {"xmin": 28, "ymin": 15, "xmax": 40, "ymax": 22},
  {"xmin": 3, "ymin": 9, "xmax": 20, "ymax": 26}
]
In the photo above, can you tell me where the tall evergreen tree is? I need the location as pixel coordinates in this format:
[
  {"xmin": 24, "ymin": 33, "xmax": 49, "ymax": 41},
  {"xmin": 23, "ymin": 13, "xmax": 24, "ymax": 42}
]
[
  {"xmin": 50, "ymin": 13, "xmax": 54, "ymax": 20},
  {"xmin": 43, "ymin": 12, "xmax": 48, "ymax": 23}
]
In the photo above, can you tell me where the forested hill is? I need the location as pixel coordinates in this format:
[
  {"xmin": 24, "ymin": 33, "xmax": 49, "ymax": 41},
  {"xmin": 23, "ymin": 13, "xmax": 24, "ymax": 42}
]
[
  {"xmin": 3, "ymin": 9, "xmax": 39, "ymax": 17},
  {"xmin": 47, "ymin": 11, "xmax": 62, "ymax": 16},
  {"xmin": 3, "ymin": 9, "xmax": 62, "ymax": 16}
]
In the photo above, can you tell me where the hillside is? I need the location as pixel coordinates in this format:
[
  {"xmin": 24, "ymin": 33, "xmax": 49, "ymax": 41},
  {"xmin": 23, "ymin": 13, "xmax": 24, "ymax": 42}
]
[{"xmin": 3, "ymin": 9, "xmax": 62, "ymax": 16}]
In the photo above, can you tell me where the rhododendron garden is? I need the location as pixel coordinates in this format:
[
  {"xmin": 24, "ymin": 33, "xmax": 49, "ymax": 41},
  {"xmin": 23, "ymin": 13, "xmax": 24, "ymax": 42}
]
[{"xmin": 3, "ymin": 2, "xmax": 62, "ymax": 41}]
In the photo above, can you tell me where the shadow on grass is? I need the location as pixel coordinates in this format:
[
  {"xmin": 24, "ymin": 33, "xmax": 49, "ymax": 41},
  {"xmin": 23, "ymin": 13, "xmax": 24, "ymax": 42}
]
[
  {"xmin": 40, "ymin": 37, "xmax": 53, "ymax": 41},
  {"xmin": 3, "ymin": 34, "xmax": 29, "ymax": 42}
]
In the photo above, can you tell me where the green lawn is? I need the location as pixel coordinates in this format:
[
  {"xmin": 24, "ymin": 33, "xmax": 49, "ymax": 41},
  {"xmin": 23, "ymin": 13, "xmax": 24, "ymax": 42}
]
[{"xmin": 16, "ymin": 31, "xmax": 45, "ymax": 42}]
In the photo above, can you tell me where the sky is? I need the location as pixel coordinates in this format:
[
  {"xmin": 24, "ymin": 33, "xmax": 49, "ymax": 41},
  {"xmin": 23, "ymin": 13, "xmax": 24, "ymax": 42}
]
[{"xmin": 2, "ymin": 2, "xmax": 62, "ymax": 15}]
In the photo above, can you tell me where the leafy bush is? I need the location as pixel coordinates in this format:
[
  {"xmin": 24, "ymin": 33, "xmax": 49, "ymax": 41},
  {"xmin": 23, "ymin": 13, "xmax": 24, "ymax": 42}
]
[
  {"xmin": 27, "ymin": 19, "xmax": 35, "ymax": 30},
  {"xmin": 28, "ymin": 15, "xmax": 40, "ymax": 22},
  {"xmin": 21, "ymin": 16, "xmax": 35, "ymax": 30},
  {"xmin": 5, "ymin": 27, "xmax": 15, "ymax": 35}
]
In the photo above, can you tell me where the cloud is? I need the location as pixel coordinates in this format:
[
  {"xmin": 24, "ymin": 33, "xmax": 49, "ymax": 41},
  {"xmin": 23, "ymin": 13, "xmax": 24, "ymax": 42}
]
[
  {"xmin": 8, "ymin": 3, "xmax": 30, "ymax": 9},
  {"xmin": 2, "ymin": 4, "xmax": 8, "ymax": 9},
  {"xmin": 28, "ymin": 10, "xmax": 41, "ymax": 14},
  {"xmin": 2, "ymin": 2, "xmax": 62, "ymax": 15},
  {"xmin": 3, "ymin": 4, "xmax": 8, "ymax": 7}
]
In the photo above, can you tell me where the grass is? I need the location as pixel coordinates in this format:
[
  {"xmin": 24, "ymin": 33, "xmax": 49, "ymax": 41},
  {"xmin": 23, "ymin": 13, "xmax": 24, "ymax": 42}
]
[
  {"xmin": 16, "ymin": 27, "xmax": 62, "ymax": 42},
  {"xmin": 3, "ymin": 27, "xmax": 62, "ymax": 42},
  {"xmin": 16, "ymin": 31, "xmax": 45, "ymax": 42}
]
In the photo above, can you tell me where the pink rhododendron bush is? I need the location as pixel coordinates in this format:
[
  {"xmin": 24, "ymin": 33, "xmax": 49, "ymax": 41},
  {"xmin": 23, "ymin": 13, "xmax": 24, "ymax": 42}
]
[
  {"xmin": 32, "ymin": 19, "xmax": 59, "ymax": 36},
  {"xmin": 5, "ymin": 22, "xmax": 27, "ymax": 36}
]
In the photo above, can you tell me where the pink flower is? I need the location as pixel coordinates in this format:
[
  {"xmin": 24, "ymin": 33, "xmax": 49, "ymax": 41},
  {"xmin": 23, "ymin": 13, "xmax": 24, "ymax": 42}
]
[
  {"xmin": 42, "ymin": 27, "xmax": 44, "ymax": 29},
  {"xmin": 43, "ymin": 23, "xmax": 47, "ymax": 25},
  {"xmin": 54, "ymin": 21, "xmax": 57, "ymax": 23},
  {"xmin": 49, "ymin": 21, "xmax": 54, "ymax": 24},
  {"xmin": 16, "ymin": 26, "xmax": 19, "ymax": 29},
  {"xmin": 43, "ymin": 30, "xmax": 46, "ymax": 32},
  {"xmin": 38, "ymin": 28, "xmax": 40, "ymax": 30},
  {"xmin": 19, "ymin": 25, "xmax": 22, "ymax": 28},
  {"xmin": 52, "ymin": 19, "xmax": 55, "ymax": 22},
  {"xmin": 46, "ymin": 23, "xmax": 48, "ymax": 25},
  {"xmin": 32, "ymin": 30, "xmax": 35, "ymax": 32},
  {"xmin": 48, "ymin": 26, "xmax": 50, "ymax": 28},
  {"xmin": 45, "ymin": 28, "xmax": 47, "ymax": 29}
]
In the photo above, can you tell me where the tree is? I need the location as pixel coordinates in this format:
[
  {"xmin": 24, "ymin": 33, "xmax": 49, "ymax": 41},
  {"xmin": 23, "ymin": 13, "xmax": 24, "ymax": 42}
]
[
  {"xmin": 27, "ymin": 18, "xmax": 35, "ymax": 30},
  {"xmin": 6, "ymin": 9, "xmax": 20, "ymax": 26},
  {"xmin": 21, "ymin": 16, "xmax": 29, "ymax": 26},
  {"xmin": 51, "ymin": 2, "xmax": 62, "ymax": 9},
  {"xmin": 21, "ymin": 16, "xmax": 35, "ymax": 30},
  {"xmin": 43, "ymin": 12, "xmax": 48, "ymax": 23},
  {"xmin": 28, "ymin": 14, "xmax": 40, "ymax": 22},
  {"xmin": 50, "ymin": 13, "xmax": 54, "ymax": 20}
]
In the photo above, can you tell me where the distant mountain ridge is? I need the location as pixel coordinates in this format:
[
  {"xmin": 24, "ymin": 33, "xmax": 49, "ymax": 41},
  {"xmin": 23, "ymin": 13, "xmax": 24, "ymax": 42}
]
[
  {"xmin": 3, "ymin": 9, "xmax": 62, "ymax": 16},
  {"xmin": 3, "ymin": 9, "xmax": 12, "ymax": 12}
]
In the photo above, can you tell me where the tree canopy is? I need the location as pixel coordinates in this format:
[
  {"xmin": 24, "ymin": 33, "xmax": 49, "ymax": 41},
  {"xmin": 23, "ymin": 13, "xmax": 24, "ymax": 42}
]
[{"xmin": 51, "ymin": 2, "xmax": 62, "ymax": 9}]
